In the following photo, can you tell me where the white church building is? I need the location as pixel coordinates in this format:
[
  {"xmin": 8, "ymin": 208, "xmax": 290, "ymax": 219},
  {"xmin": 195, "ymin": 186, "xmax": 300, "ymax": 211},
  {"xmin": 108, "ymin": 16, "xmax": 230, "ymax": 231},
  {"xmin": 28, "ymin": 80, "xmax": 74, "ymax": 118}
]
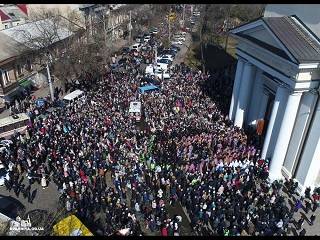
[{"xmin": 228, "ymin": 4, "xmax": 320, "ymax": 193}]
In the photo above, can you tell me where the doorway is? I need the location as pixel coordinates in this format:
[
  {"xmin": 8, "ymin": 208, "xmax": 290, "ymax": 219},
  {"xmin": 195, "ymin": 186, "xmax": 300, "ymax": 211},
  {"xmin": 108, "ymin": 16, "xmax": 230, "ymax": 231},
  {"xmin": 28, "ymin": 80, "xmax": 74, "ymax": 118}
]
[{"xmin": 260, "ymin": 94, "xmax": 275, "ymax": 147}]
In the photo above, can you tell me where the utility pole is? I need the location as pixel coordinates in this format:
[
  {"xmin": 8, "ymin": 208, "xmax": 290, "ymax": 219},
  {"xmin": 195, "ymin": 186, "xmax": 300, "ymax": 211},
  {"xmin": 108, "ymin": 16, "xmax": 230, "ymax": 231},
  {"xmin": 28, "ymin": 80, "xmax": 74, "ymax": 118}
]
[
  {"xmin": 103, "ymin": 11, "xmax": 107, "ymax": 50},
  {"xmin": 46, "ymin": 63, "xmax": 55, "ymax": 102},
  {"xmin": 224, "ymin": 5, "xmax": 231, "ymax": 52},
  {"xmin": 129, "ymin": 10, "xmax": 132, "ymax": 44},
  {"xmin": 154, "ymin": 46, "xmax": 157, "ymax": 65},
  {"xmin": 168, "ymin": 11, "xmax": 171, "ymax": 43},
  {"xmin": 200, "ymin": 6, "xmax": 206, "ymax": 74},
  {"xmin": 182, "ymin": 4, "xmax": 186, "ymax": 28}
]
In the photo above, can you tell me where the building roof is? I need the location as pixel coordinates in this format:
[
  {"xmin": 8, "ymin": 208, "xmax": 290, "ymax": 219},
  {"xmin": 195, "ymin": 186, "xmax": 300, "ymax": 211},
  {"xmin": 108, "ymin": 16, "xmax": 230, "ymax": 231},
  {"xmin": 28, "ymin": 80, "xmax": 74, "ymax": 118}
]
[
  {"xmin": 79, "ymin": 4, "xmax": 96, "ymax": 10},
  {"xmin": 0, "ymin": 17, "xmax": 78, "ymax": 63},
  {"xmin": 1, "ymin": 18, "xmax": 74, "ymax": 50},
  {"xmin": 0, "ymin": 32, "xmax": 29, "ymax": 63},
  {"xmin": 0, "ymin": 4, "xmax": 27, "ymax": 22},
  {"xmin": 236, "ymin": 33, "xmax": 292, "ymax": 61},
  {"xmin": 263, "ymin": 16, "xmax": 320, "ymax": 63}
]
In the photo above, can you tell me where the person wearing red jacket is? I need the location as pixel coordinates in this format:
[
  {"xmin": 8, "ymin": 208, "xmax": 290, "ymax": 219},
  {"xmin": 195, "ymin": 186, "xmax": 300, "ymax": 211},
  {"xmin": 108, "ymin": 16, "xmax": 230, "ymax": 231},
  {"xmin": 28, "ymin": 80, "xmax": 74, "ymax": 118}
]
[{"xmin": 161, "ymin": 224, "xmax": 168, "ymax": 236}]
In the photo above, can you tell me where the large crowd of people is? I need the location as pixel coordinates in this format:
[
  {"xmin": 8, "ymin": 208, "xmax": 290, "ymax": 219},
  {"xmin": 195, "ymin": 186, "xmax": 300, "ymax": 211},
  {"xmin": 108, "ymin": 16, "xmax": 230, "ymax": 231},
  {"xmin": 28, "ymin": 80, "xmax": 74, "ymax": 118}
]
[{"xmin": 0, "ymin": 29, "xmax": 319, "ymax": 236}]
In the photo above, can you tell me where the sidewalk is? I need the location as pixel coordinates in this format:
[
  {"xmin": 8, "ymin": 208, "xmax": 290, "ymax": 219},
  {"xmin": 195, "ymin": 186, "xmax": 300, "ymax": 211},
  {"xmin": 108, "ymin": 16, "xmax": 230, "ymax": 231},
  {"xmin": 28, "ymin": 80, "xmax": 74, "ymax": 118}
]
[{"xmin": 0, "ymin": 78, "xmax": 64, "ymax": 119}]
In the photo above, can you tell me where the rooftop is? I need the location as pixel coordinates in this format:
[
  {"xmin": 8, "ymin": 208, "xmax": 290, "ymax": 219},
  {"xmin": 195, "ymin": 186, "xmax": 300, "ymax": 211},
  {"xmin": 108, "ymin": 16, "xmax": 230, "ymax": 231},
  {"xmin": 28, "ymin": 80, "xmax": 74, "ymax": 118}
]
[{"xmin": 263, "ymin": 16, "xmax": 320, "ymax": 63}]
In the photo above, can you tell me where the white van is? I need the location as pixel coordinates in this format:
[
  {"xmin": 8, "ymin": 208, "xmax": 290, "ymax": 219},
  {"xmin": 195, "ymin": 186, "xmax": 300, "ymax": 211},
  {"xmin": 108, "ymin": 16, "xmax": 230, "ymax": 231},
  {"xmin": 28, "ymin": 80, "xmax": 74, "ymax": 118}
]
[
  {"xmin": 129, "ymin": 101, "xmax": 142, "ymax": 122},
  {"xmin": 145, "ymin": 64, "xmax": 155, "ymax": 75},
  {"xmin": 63, "ymin": 89, "xmax": 85, "ymax": 105}
]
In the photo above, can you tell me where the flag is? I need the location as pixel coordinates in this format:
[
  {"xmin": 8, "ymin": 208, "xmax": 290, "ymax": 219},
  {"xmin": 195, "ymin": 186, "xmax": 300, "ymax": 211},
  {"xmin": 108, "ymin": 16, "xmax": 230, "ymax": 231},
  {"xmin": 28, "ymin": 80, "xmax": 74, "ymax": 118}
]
[{"xmin": 53, "ymin": 215, "xmax": 93, "ymax": 236}]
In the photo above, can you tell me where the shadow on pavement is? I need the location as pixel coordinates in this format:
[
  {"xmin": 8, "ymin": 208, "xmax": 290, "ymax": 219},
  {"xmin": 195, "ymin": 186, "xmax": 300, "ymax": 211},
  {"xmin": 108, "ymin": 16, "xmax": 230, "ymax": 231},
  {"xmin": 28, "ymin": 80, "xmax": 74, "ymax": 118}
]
[{"xmin": 0, "ymin": 194, "xmax": 26, "ymax": 219}]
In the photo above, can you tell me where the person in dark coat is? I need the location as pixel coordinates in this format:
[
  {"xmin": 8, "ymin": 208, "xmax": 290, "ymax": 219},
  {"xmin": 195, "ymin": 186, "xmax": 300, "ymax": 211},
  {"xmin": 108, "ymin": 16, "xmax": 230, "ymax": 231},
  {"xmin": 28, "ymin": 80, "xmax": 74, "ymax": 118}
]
[
  {"xmin": 312, "ymin": 201, "xmax": 318, "ymax": 213},
  {"xmin": 296, "ymin": 216, "xmax": 304, "ymax": 230},
  {"xmin": 309, "ymin": 214, "xmax": 316, "ymax": 226},
  {"xmin": 299, "ymin": 228, "xmax": 306, "ymax": 236}
]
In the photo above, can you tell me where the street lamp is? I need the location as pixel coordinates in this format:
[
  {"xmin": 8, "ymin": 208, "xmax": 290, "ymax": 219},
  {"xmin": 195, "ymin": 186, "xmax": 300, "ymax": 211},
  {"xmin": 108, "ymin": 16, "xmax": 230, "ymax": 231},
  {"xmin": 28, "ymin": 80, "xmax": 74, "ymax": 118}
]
[{"xmin": 45, "ymin": 52, "xmax": 55, "ymax": 102}]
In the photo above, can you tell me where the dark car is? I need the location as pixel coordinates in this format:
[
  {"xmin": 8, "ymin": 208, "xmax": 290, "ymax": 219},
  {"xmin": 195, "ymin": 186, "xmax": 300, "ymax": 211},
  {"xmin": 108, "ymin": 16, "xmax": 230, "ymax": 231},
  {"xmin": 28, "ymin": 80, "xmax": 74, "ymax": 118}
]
[
  {"xmin": 122, "ymin": 47, "xmax": 130, "ymax": 54},
  {"xmin": 161, "ymin": 49, "xmax": 176, "ymax": 57},
  {"xmin": 170, "ymin": 45, "xmax": 181, "ymax": 51},
  {"xmin": 118, "ymin": 58, "xmax": 128, "ymax": 66},
  {"xmin": 141, "ymin": 77, "xmax": 160, "ymax": 87},
  {"xmin": 158, "ymin": 58, "xmax": 172, "ymax": 65}
]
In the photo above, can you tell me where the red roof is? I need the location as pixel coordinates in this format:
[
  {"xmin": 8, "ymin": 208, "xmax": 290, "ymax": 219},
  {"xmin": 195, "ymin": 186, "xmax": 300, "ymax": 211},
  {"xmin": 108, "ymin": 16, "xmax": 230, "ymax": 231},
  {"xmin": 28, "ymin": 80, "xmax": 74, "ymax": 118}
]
[
  {"xmin": 0, "ymin": 9, "xmax": 10, "ymax": 21},
  {"xmin": 16, "ymin": 4, "xmax": 28, "ymax": 16}
]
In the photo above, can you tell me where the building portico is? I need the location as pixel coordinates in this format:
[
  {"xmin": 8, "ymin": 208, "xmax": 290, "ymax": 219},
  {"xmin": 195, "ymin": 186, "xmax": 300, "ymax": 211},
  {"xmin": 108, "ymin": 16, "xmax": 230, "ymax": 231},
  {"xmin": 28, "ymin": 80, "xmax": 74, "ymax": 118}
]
[{"xmin": 228, "ymin": 14, "xmax": 320, "ymax": 193}]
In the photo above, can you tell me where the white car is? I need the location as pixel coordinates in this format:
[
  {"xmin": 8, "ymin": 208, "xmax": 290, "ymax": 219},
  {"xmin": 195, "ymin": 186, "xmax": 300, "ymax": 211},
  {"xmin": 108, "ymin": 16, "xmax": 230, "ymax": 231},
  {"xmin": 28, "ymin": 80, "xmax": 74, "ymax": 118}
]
[
  {"xmin": 131, "ymin": 43, "xmax": 142, "ymax": 51},
  {"xmin": 144, "ymin": 36, "xmax": 151, "ymax": 42},
  {"xmin": 171, "ymin": 40, "xmax": 183, "ymax": 45},
  {"xmin": 157, "ymin": 55, "xmax": 174, "ymax": 62},
  {"xmin": 0, "ymin": 140, "xmax": 13, "ymax": 146},
  {"xmin": 173, "ymin": 36, "xmax": 186, "ymax": 42},
  {"xmin": 145, "ymin": 64, "xmax": 155, "ymax": 75},
  {"xmin": 193, "ymin": 11, "xmax": 200, "ymax": 16},
  {"xmin": 177, "ymin": 31, "xmax": 187, "ymax": 36},
  {"xmin": 0, "ymin": 164, "xmax": 9, "ymax": 186},
  {"xmin": 154, "ymin": 68, "xmax": 170, "ymax": 79},
  {"xmin": 157, "ymin": 63, "xmax": 169, "ymax": 71}
]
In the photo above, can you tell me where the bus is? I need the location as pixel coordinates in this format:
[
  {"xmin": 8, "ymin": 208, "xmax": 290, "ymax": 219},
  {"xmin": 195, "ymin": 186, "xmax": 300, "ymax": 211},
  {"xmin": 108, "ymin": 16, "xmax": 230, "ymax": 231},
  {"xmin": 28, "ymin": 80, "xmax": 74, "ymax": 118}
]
[{"xmin": 0, "ymin": 113, "xmax": 30, "ymax": 139}]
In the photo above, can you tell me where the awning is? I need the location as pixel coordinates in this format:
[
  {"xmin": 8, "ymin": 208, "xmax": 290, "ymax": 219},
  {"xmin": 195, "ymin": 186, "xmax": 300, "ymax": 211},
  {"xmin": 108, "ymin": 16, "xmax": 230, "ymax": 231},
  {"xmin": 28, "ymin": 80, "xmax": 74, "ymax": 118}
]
[
  {"xmin": 19, "ymin": 79, "xmax": 32, "ymax": 88},
  {"xmin": 139, "ymin": 84, "xmax": 159, "ymax": 93}
]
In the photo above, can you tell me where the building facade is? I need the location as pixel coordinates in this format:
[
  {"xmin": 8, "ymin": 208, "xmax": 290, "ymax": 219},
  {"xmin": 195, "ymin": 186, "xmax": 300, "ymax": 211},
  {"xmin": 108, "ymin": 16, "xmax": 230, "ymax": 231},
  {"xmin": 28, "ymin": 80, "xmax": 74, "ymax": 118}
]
[
  {"xmin": 228, "ymin": 5, "xmax": 320, "ymax": 193},
  {"xmin": 0, "ymin": 4, "xmax": 28, "ymax": 30},
  {"xmin": 0, "ymin": 17, "xmax": 81, "ymax": 105}
]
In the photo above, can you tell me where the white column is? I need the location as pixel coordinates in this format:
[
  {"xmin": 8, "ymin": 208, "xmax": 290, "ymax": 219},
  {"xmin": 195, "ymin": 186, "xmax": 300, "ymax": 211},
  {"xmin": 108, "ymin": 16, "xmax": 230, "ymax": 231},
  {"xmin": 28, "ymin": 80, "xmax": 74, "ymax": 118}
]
[
  {"xmin": 283, "ymin": 91, "xmax": 317, "ymax": 174},
  {"xmin": 302, "ymin": 142, "xmax": 320, "ymax": 193},
  {"xmin": 234, "ymin": 62, "xmax": 255, "ymax": 128},
  {"xmin": 261, "ymin": 86, "xmax": 288, "ymax": 159},
  {"xmin": 228, "ymin": 58, "xmax": 245, "ymax": 121},
  {"xmin": 269, "ymin": 91, "xmax": 302, "ymax": 181},
  {"xmin": 294, "ymin": 96, "xmax": 320, "ymax": 193}
]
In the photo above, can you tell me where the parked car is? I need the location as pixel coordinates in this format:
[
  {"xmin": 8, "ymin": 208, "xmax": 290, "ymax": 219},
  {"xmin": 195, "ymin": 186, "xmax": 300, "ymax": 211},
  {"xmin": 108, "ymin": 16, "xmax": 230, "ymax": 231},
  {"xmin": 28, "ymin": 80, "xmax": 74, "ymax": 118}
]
[
  {"xmin": 193, "ymin": 11, "xmax": 200, "ymax": 16},
  {"xmin": 171, "ymin": 40, "xmax": 183, "ymax": 45},
  {"xmin": 170, "ymin": 45, "xmax": 181, "ymax": 52},
  {"xmin": 122, "ymin": 47, "xmax": 130, "ymax": 54},
  {"xmin": 157, "ymin": 54, "xmax": 174, "ymax": 62},
  {"xmin": 161, "ymin": 49, "xmax": 176, "ymax": 57},
  {"xmin": 157, "ymin": 63, "xmax": 170, "ymax": 71},
  {"xmin": 154, "ymin": 68, "xmax": 170, "ymax": 80},
  {"xmin": 140, "ymin": 76, "xmax": 160, "ymax": 86},
  {"xmin": 177, "ymin": 31, "xmax": 187, "ymax": 36},
  {"xmin": 131, "ymin": 43, "xmax": 142, "ymax": 51},
  {"xmin": 157, "ymin": 58, "xmax": 172, "ymax": 65},
  {"xmin": 118, "ymin": 58, "xmax": 128, "ymax": 67},
  {"xmin": 150, "ymin": 29, "xmax": 158, "ymax": 34},
  {"xmin": 173, "ymin": 36, "xmax": 186, "ymax": 42},
  {"xmin": 144, "ymin": 35, "xmax": 151, "ymax": 43}
]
